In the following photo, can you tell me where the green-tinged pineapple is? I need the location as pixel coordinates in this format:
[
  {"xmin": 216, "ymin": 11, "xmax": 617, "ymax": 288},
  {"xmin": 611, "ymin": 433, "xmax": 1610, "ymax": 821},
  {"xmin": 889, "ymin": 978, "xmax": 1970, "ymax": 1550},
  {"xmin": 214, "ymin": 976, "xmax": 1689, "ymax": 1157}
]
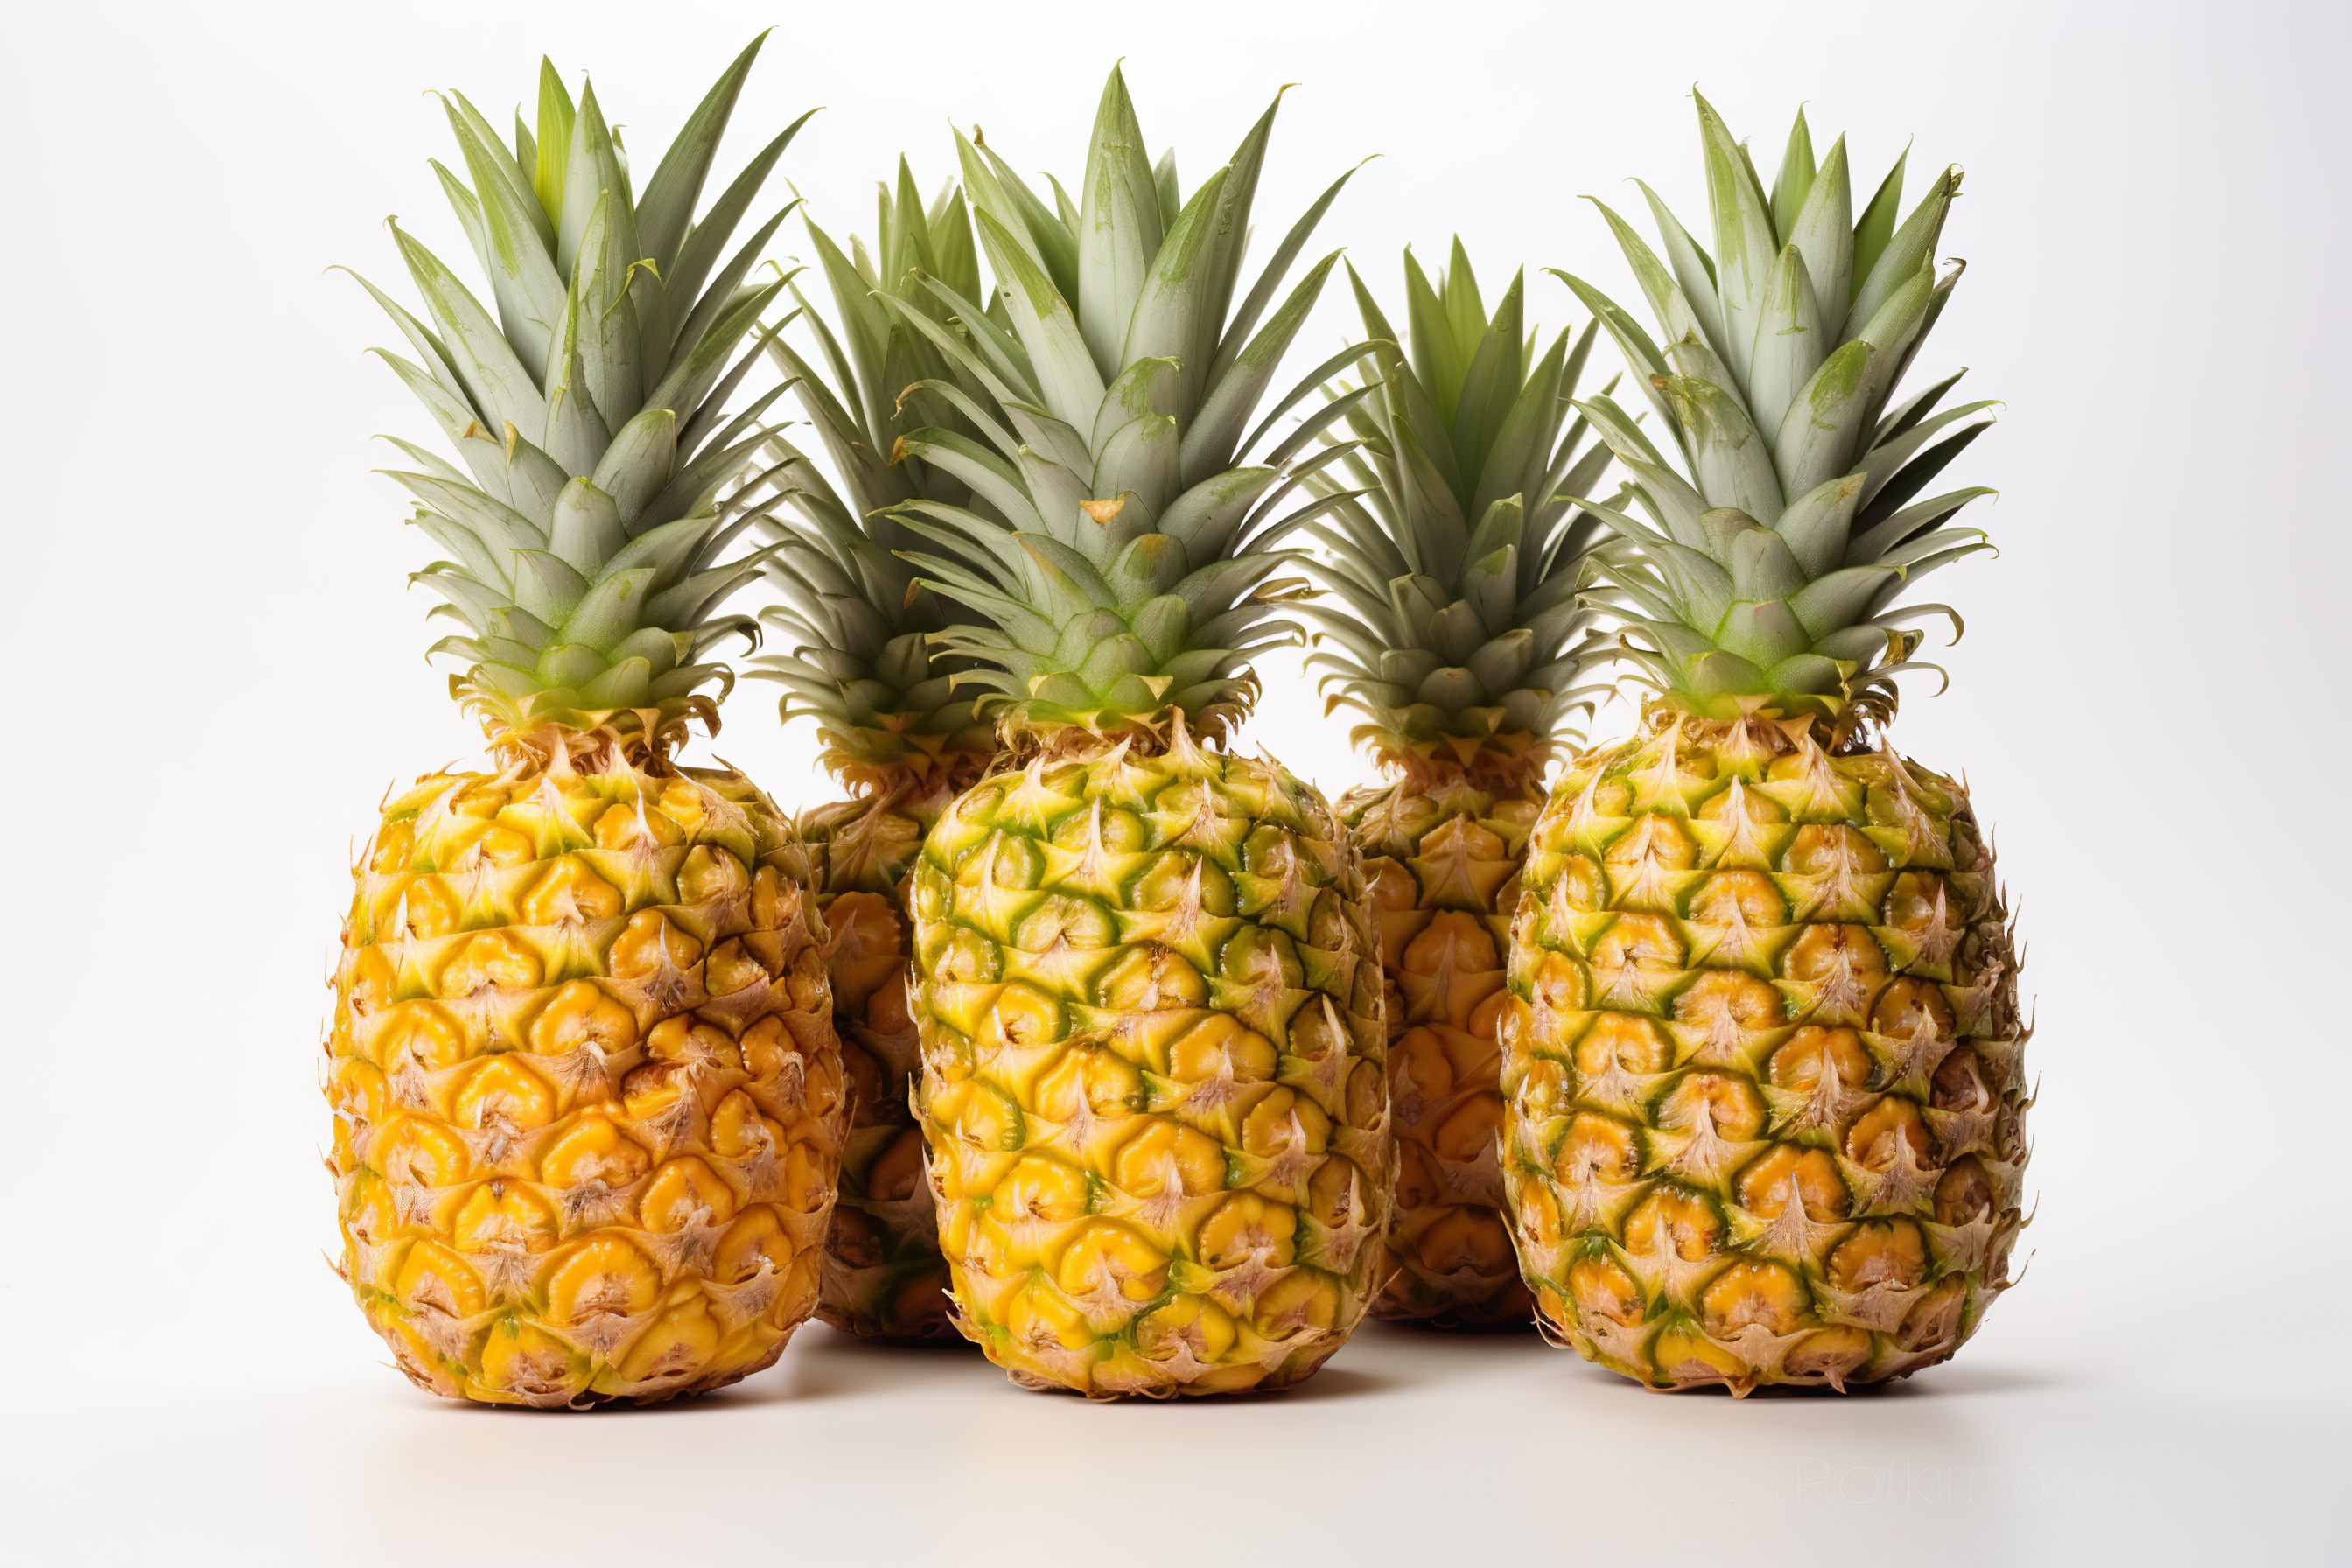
[
  {"xmin": 892, "ymin": 68, "xmax": 1392, "ymax": 1396},
  {"xmin": 1500, "ymin": 96, "xmax": 2026, "ymax": 1393},
  {"xmin": 757, "ymin": 166, "xmax": 1002, "ymax": 1341},
  {"xmin": 1307, "ymin": 247, "xmax": 1614, "ymax": 1327},
  {"xmin": 326, "ymin": 41, "xmax": 848, "ymax": 1406}
]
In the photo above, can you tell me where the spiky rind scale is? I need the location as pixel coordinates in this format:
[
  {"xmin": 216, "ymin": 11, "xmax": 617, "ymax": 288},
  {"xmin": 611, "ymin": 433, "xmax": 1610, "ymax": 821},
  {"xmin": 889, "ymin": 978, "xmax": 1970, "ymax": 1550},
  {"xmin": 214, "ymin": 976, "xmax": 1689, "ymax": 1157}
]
[
  {"xmin": 1499, "ymin": 707, "xmax": 2026, "ymax": 1392},
  {"xmin": 909, "ymin": 733, "xmax": 1392, "ymax": 1396},
  {"xmin": 1343, "ymin": 765, "xmax": 1544, "ymax": 1328},
  {"xmin": 810, "ymin": 705, "xmax": 1002, "ymax": 801},
  {"xmin": 326, "ymin": 746, "xmax": 848, "ymax": 1405},
  {"xmin": 801, "ymin": 757, "xmax": 993, "ymax": 1341}
]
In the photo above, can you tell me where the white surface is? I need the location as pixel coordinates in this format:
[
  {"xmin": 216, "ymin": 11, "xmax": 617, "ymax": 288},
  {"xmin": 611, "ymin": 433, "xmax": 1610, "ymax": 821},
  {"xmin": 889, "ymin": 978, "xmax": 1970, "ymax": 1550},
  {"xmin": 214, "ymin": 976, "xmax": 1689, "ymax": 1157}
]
[
  {"xmin": 9, "ymin": 1322, "xmax": 2338, "ymax": 1564},
  {"xmin": 4, "ymin": 0, "xmax": 2347, "ymax": 1562}
]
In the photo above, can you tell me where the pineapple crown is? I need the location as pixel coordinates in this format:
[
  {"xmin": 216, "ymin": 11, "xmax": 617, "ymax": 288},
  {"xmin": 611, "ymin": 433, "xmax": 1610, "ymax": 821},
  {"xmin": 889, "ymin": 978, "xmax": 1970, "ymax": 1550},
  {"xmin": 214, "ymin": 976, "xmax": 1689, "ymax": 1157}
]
[
  {"xmin": 1563, "ymin": 93, "xmax": 1998, "ymax": 730},
  {"xmin": 351, "ymin": 37, "xmax": 807, "ymax": 755},
  {"xmin": 885, "ymin": 66, "xmax": 1376, "ymax": 752},
  {"xmin": 1304, "ymin": 244, "xmax": 1616, "ymax": 784},
  {"xmin": 754, "ymin": 164, "xmax": 1001, "ymax": 789}
]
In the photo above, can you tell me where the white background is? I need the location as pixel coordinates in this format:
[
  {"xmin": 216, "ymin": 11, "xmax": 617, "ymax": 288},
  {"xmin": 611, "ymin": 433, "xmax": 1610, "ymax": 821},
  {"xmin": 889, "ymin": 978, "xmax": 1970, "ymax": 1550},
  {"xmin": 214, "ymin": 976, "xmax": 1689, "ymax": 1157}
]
[{"xmin": 4, "ymin": 0, "xmax": 2345, "ymax": 1561}]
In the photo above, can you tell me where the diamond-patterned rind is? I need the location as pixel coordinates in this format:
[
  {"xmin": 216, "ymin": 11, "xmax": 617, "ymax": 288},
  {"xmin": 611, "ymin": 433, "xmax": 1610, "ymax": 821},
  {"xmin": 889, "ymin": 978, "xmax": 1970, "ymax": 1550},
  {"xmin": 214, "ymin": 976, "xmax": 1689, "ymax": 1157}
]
[
  {"xmin": 1500, "ymin": 710, "xmax": 2027, "ymax": 1392},
  {"xmin": 325, "ymin": 752, "xmax": 847, "ymax": 1406},
  {"xmin": 800, "ymin": 774, "xmax": 978, "ymax": 1343},
  {"xmin": 910, "ymin": 742, "xmax": 1393, "ymax": 1396},
  {"xmin": 1344, "ymin": 775, "xmax": 1544, "ymax": 1328}
]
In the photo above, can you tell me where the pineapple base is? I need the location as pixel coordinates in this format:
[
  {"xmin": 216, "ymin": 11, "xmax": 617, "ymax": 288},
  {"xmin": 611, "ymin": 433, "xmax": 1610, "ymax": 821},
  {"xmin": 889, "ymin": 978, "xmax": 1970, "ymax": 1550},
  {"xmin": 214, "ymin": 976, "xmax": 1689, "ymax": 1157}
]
[
  {"xmin": 909, "ymin": 729, "xmax": 1393, "ymax": 1396},
  {"xmin": 799, "ymin": 766, "xmax": 989, "ymax": 1343},
  {"xmin": 1344, "ymin": 770, "xmax": 1546, "ymax": 1329},
  {"xmin": 325, "ymin": 740, "xmax": 847, "ymax": 1406},
  {"xmin": 1501, "ymin": 706, "xmax": 2026, "ymax": 1393}
]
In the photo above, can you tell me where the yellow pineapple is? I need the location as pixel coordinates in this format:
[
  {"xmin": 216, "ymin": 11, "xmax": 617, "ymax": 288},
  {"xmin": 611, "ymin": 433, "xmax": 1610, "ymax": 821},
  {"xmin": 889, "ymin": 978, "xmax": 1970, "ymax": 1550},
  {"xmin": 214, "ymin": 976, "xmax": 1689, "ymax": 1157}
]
[
  {"xmin": 1501, "ymin": 98, "xmax": 2026, "ymax": 1391},
  {"xmin": 758, "ymin": 165, "xmax": 1001, "ymax": 1340},
  {"xmin": 892, "ymin": 69, "xmax": 1393, "ymax": 1396},
  {"xmin": 326, "ymin": 42, "xmax": 847, "ymax": 1405},
  {"xmin": 1307, "ymin": 248, "xmax": 1614, "ymax": 1326}
]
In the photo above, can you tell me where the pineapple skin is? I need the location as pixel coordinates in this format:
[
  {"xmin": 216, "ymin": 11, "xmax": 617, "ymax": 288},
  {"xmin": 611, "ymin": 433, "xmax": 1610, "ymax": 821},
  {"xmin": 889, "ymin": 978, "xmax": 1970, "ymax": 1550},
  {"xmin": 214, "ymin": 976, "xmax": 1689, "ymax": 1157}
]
[
  {"xmin": 1341, "ymin": 760, "xmax": 1544, "ymax": 1328},
  {"xmin": 1501, "ymin": 708, "xmax": 2026, "ymax": 1392},
  {"xmin": 909, "ymin": 736, "xmax": 1393, "ymax": 1396},
  {"xmin": 326, "ymin": 746, "xmax": 848, "ymax": 1406},
  {"xmin": 799, "ymin": 760, "xmax": 990, "ymax": 1342}
]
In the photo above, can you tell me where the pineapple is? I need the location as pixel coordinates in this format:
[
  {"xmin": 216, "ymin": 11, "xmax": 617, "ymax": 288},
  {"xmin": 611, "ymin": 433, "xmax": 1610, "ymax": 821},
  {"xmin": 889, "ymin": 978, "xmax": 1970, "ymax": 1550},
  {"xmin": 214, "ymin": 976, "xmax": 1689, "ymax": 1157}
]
[
  {"xmin": 326, "ymin": 41, "xmax": 849, "ymax": 1406},
  {"xmin": 1500, "ymin": 96, "xmax": 2026, "ymax": 1392},
  {"xmin": 757, "ymin": 166, "xmax": 1002, "ymax": 1341},
  {"xmin": 891, "ymin": 67, "xmax": 1393, "ymax": 1396},
  {"xmin": 1306, "ymin": 247, "xmax": 1614, "ymax": 1327}
]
